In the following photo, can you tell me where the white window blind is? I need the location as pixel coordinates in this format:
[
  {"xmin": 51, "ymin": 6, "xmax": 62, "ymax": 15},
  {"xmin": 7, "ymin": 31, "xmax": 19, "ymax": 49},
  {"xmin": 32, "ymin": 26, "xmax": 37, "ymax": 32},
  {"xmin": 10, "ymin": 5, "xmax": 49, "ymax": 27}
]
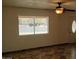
[{"xmin": 18, "ymin": 16, "xmax": 49, "ymax": 36}]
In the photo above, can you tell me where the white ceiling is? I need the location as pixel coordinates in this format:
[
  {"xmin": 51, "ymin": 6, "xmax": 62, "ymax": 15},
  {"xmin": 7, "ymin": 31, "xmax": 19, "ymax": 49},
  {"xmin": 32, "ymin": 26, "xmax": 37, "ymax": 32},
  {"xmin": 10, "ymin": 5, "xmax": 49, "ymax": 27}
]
[{"xmin": 3, "ymin": 0, "xmax": 75, "ymax": 10}]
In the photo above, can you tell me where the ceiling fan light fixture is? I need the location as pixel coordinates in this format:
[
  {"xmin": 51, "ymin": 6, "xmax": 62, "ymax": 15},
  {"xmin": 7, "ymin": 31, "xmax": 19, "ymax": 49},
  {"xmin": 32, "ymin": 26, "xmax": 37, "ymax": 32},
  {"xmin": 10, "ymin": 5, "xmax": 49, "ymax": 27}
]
[{"xmin": 55, "ymin": 7, "xmax": 64, "ymax": 14}]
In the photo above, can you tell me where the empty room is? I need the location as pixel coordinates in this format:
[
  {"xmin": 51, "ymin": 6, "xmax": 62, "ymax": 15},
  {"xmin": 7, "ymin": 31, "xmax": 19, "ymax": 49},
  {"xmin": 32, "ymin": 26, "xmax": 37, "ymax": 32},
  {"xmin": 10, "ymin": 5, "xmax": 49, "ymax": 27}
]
[{"xmin": 2, "ymin": 0, "xmax": 76, "ymax": 59}]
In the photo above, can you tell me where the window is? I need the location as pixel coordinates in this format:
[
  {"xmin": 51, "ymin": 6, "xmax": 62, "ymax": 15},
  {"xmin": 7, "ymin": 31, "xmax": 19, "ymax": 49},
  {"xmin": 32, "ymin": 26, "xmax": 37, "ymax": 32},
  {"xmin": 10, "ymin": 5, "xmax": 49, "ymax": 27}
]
[
  {"xmin": 72, "ymin": 20, "xmax": 76, "ymax": 33},
  {"xmin": 18, "ymin": 16, "xmax": 49, "ymax": 35}
]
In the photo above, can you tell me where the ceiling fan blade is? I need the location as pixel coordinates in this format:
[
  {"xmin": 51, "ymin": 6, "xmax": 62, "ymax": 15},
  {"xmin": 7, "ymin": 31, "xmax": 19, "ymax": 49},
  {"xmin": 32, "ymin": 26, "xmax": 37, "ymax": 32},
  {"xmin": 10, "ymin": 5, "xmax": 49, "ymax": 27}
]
[{"xmin": 64, "ymin": 8, "xmax": 76, "ymax": 12}]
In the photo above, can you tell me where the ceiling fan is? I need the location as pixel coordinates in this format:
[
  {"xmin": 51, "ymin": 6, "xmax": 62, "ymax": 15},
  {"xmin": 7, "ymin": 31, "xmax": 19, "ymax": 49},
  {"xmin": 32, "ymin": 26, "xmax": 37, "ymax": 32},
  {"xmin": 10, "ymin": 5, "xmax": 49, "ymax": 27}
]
[{"xmin": 54, "ymin": 2, "xmax": 75, "ymax": 14}]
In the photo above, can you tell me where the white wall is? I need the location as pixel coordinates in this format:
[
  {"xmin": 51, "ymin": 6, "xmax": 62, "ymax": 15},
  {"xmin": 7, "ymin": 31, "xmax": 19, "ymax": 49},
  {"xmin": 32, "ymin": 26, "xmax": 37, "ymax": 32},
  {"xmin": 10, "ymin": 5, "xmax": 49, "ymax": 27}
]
[{"xmin": 2, "ymin": 6, "xmax": 76, "ymax": 52}]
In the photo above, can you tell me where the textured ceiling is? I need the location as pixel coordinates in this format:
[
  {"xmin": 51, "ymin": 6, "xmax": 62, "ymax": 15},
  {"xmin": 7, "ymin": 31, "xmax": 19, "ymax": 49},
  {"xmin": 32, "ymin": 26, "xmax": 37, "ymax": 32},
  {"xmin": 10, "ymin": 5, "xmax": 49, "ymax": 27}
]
[{"xmin": 3, "ymin": 0, "xmax": 75, "ymax": 10}]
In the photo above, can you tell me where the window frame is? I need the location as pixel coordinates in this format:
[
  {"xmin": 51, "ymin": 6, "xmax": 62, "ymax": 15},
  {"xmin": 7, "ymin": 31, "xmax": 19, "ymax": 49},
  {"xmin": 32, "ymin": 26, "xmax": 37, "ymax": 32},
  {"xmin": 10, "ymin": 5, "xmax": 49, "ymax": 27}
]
[{"xmin": 18, "ymin": 16, "xmax": 49, "ymax": 36}]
